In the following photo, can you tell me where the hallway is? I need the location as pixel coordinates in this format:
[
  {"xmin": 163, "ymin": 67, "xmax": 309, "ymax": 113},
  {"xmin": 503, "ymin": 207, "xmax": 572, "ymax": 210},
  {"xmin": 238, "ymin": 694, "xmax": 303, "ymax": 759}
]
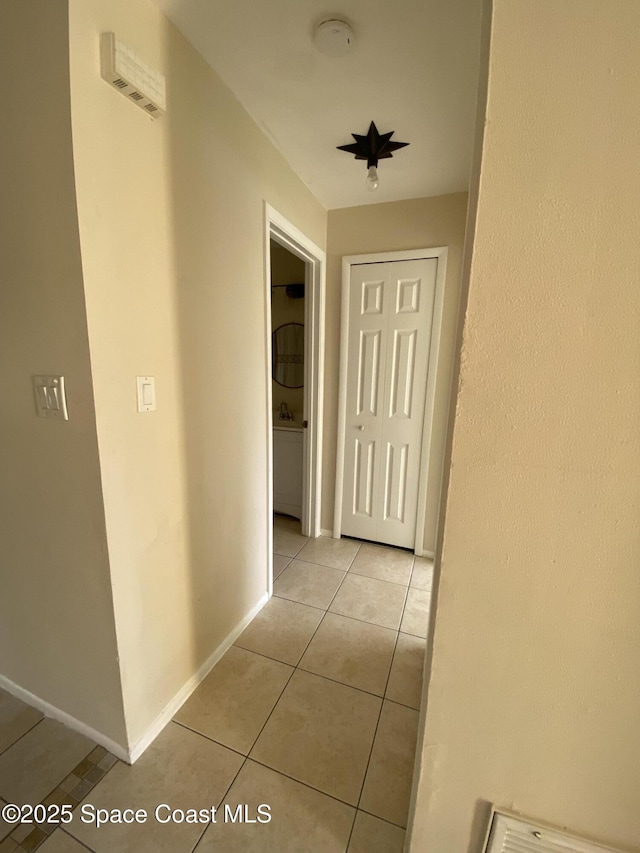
[{"xmin": 0, "ymin": 518, "xmax": 432, "ymax": 852}]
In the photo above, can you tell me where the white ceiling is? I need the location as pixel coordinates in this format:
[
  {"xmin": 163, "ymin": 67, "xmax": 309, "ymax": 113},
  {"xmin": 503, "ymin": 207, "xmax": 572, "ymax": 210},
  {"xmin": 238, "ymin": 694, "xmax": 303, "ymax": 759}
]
[{"xmin": 152, "ymin": 0, "xmax": 483, "ymax": 209}]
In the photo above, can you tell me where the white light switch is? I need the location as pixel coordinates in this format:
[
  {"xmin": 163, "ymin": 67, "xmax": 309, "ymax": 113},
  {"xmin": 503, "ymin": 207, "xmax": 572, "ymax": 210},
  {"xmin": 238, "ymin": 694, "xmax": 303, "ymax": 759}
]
[
  {"xmin": 33, "ymin": 375, "xmax": 69, "ymax": 420},
  {"xmin": 136, "ymin": 376, "xmax": 156, "ymax": 412}
]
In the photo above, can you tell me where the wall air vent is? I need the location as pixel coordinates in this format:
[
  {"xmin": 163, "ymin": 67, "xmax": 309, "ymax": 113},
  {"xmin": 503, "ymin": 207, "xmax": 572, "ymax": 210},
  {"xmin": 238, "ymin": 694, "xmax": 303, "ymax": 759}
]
[
  {"xmin": 100, "ymin": 32, "xmax": 166, "ymax": 118},
  {"xmin": 485, "ymin": 810, "xmax": 626, "ymax": 853}
]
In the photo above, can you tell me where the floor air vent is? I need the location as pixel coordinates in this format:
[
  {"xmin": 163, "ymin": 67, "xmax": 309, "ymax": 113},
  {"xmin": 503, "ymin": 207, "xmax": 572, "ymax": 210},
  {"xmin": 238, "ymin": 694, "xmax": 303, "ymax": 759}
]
[
  {"xmin": 100, "ymin": 33, "xmax": 166, "ymax": 118},
  {"xmin": 485, "ymin": 810, "xmax": 625, "ymax": 853}
]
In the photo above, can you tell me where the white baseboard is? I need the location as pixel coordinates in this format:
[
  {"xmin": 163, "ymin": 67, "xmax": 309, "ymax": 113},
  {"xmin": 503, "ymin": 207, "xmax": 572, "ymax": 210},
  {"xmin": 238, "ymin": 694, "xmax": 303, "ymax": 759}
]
[
  {"xmin": 0, "ymin": 590, "xmax": 270, "ymax": 766},
  {"xmin": 320, "ymin": 528, "xmax": 334, "ymax": 538},
  {"xmin": 0, "ymin": 673, "xmax": 130, "ymax": 762},
  {"xmin": 127, "ymin": 590, "xmax": 269, "ymax": 763}
]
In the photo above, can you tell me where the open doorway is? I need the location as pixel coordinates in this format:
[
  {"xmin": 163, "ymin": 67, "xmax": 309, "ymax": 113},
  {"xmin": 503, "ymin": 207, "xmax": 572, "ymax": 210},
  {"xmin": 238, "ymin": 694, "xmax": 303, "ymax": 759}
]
[
  {"xmin": 264, "ymin": 204, "xmax": 325, "ymax": 594},
  {"xmin": 271, "ymin": 241, "xmax": 305, "ymax": 522}
]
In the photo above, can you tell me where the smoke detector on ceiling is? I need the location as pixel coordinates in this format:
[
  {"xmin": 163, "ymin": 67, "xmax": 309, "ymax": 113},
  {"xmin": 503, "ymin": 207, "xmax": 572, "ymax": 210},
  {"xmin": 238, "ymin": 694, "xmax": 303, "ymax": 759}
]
[{"xmin": 313, "ymin": 19, "xmax": 354, "ymax": 57}]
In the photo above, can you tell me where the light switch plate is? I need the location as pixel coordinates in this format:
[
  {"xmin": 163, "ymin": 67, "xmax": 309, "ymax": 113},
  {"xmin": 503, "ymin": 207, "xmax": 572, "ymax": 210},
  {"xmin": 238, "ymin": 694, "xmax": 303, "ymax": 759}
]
[
  {"xmin": 33, "ymin": 375, "xmax": 69, "ymax": 420},
  {"xmin": 136, "ymin": 376, "xmax": 156, "ymax": 412}
]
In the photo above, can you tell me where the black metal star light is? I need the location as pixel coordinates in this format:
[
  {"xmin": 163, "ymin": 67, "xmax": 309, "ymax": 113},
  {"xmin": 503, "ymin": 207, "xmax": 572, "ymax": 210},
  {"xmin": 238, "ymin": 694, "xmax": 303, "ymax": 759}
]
[{"xmin": 337, "ymin": 121, "xmax": 409, "ymax": 191}]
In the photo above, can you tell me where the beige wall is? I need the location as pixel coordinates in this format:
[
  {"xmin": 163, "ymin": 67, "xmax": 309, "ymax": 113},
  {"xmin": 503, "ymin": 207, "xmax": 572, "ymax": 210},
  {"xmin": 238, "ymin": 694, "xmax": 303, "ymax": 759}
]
[
  {"xmin": 68, "ymin": 0, "xmax": 326, "ymax": 747},
  {"xmin": 270, "ymin": 242, "xmax": 305, "ymax": 420},
  {"xmin": 325, "ymin": 195, "xmax": 468, "ymax": 548},
  {"xmin": 0, "ymin": 0, "xmax": 126, "ymax": 744},
  {"xmin": 411, "ymin": 1, "xmax": 640, "ymax": 850}
]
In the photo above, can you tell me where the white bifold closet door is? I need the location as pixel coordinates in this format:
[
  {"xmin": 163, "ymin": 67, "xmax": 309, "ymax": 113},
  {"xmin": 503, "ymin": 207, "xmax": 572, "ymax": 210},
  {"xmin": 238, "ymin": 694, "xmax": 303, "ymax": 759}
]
[{"xmin": 341, "ymin": 258, "xmax": 438, "ymax": 549}]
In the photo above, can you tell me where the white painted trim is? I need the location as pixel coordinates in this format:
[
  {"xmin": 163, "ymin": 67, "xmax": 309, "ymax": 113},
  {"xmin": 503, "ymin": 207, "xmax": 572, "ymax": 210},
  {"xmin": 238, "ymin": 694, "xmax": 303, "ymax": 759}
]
[
  {"xmin": 127, "ymin": 590, "xmax": 268, "ymax": 763},
  {"xmin": 264, "ymin": 203, "xmax": 325, "ymax": 562},
  {"xmin": 263, "ymin": 220, "xmax": 275, "ymax": 597},
  {"xmin": 333, "ymin": 257, "xmax": 352, "ymax": 539},
  {"xmin": 413, "ymin": 249, "xmax": 447, "ymax": 555},
  {"xmin": 320, "ymin": 527, "xmax": 334, "ymax": 538},
  {"xmin": 333, "ymin": 247, "xmax": 448, "ymax": 555},
  {"xmin": 0, "ymin": 673, "xmax": 130, "ymax": 762},
  {"xmin": 0, "ymin": 591, "xmax": 269, "ymax": 765}
]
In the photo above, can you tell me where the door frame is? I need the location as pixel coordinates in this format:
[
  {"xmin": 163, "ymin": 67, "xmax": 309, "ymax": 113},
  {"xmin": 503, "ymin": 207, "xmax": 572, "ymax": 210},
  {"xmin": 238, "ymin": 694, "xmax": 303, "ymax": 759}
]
[
  {"xmin": 264, "ymin": 203, "xmax": 325, "ymax": 591},
  {"xmin": 333, "ymin": 247, "xmax": 447, "ymax": 556}
]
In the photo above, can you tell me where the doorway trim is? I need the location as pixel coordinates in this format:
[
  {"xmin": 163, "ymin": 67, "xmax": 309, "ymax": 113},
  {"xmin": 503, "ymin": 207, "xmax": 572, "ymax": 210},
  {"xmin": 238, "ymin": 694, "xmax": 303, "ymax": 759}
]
[
  {"xmin": 333, "ymin": 247, "xmax": 447, "ymax": 556},
  {"xmin": 264, "ymin": 203, "xmax": 325, "ymax": 591}
]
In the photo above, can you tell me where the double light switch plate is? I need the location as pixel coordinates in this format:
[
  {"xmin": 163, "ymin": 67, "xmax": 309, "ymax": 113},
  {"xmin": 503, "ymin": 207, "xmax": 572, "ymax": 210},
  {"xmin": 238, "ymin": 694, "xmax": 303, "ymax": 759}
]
[{"xmin": 33, "ymin": 376, "xmax": 68, "ymax": 420}]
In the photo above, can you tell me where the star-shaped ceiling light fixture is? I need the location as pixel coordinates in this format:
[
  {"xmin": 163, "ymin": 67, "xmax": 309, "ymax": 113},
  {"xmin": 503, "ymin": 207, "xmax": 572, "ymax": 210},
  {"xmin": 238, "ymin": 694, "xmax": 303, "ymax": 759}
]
[{"xmin": 337, "ymin": 121, "xmax": 409, "ymax": 192}]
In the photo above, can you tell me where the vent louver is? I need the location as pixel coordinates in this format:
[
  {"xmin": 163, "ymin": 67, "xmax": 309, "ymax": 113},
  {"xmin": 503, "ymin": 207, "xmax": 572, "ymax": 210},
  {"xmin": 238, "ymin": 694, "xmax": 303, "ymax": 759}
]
[
  {"xmin": 100, "ymin": 32, "xmax": 166, "ymax": 118},
  {"xmin": 485, "ymin": 811, "xmax": 625, "ymax": 853}
]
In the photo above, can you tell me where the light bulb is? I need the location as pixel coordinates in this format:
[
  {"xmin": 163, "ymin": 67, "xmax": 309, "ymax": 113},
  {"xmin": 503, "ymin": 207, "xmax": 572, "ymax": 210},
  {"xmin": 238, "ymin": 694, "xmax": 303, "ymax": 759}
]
[{"xmin": 365, "ymin": 166, "xmax": 379, "ymax": 192}]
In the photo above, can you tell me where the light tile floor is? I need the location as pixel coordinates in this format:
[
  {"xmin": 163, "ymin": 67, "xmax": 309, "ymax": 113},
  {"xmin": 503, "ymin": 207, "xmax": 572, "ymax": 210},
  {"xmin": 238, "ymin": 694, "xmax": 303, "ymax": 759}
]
[{"xmin": 0, "ymin": 516, "xmax": 433, "ymax": 853}]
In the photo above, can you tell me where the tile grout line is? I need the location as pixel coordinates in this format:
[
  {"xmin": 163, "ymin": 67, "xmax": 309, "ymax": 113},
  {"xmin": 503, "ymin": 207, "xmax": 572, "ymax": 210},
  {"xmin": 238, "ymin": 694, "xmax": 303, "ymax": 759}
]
[
  {"xmin": 183, "ymin": 578, "xmax": 352, "ymax": 853},
  {"xmin": 194, "ymin": 627, "xmax": 417, "ymax": 836},
  {"xmin": 345, "ymin": 611, "xmax": 404, "ymax": 853},
  {"xmin": 268, "ymin": 591, "xmax": 428, "ymax": 641},
  {"xmin": 248, "ymin": 755, "xmax": 409, "ymax": 831},
  {"xmin": 302, "ymin": 562, "xmax": 427, "ymax": 593},
  {"xmin": 181, "ymin": 677, "xmax": 416, "ymax": 850},
  {"xmin": 177, "ymin": 527, "xmax": 356, "ymax": 843},
  {"xmin": 295, "ymin": 663, "xmax": 403, "ymax": 707},
  {"xmin": 0, "ymin": 716, "xmax": 44, "ymax": 761},
  {"xmin": 244, "ymin": 548, "xmax": 355, "ymax": 748},
  {"xmin": 356, "ymin": 805, "xmax": 409, "ymax": 831},
  {"xmin": 242, "ymin": 542, "xmax": 422, "ymax": 697},
  {"xmin": 266, "ymin": 543, "xmax": 426, "ymax": 711},
  {"xmin": 344, "ymin": 811, "xmax": 359, "ymax": 853},
  {"xmin": 346, "ymin": 683, "xmax": 393, "ymax": 848},
  {"xmin": 346, "ymin": 566, "xmax": 415, "ymax": 587},
  {"xmin": 44, "ymin": 755, "xmax": 122, "ymax": 853},
  {"xmin": 189, "ymin": 754, "xmax": 250, "ymax": 853},
  {"xmin": 343, "ymin": 803, "xmax": 360, "ymax": 850},
  {"xmin": 408, "ymin": 552, "xmax": 418, "ymax": 587},
  {"xmin": 278, "ymin": 533, "xmax": 424, "ymax": 588},
  {"xmin": 240, "ymin": 599, "xmax": 419, "ymax": 634},
  {"xmin": 353, "ymin": 579, "xmax": 411, "ymax": 822},
  {"xmin": 189, "ymin": 548, "xmax": 370, "ymax": 844},
  {"xmin": 239, "ymin": 755, "xmax": 366, "ymax": 819},
  {"xmin": 277, "ymin": 534, "xmax": 363, "ymax": 574},
  {"xmin": 271, "ymin": 536, "xmax": 362, "ymax": 619},
  {"xmin": 177, "ymin": 647, "xmax": 421, "ymax": 739},
  {"xmin": 2, "ymin": 740, "xmax": 119, "ymax": 852},
  {"xmin": 203, "ymin": 525, "xmax": 421, "ymax": 839},
  {"xmin": 172, "ymin": 720, "xmax": 247, "ymax": 760},
  {"xmin": 180, "ymin": 525, "xmax": 326, "ymax": 853},
  {"xmin": 272, "ymin": 569, "xmax": 348, "ymax": 611},
  {"xmin": 185, "ymin": 528, "xmax": 414, "ymax": 847},
  {"xmin": 269, "ymin": 586, "xmax": 426, "ymax": 635},
  {"xmin": 265, "ymin": 593, "xmax": 329, "ymax": 614},
  {"xmin": 248, "ymin": 552, "xmax": 368, "ymax": 850},
  {"xmin": 276, "ymin": 524, "xmax": 424, "ymax": 573},
  {"xmin": 3, "ymin": 531, "xmax": 422, "ymax": 851},
  {"xmin": 244, "ymin": 661, "xmax": 297, "ymax": 754},
  {"xmin": 58, "ymin": 826, "xmax": 96, "ymax": 852}
]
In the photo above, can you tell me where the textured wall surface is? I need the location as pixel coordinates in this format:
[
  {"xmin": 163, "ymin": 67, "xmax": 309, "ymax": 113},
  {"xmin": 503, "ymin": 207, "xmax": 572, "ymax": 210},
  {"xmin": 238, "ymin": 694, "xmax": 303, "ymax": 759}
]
[{"xmin": 410, "ymin": 1, "xmax": 640, "ymax": 851}]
